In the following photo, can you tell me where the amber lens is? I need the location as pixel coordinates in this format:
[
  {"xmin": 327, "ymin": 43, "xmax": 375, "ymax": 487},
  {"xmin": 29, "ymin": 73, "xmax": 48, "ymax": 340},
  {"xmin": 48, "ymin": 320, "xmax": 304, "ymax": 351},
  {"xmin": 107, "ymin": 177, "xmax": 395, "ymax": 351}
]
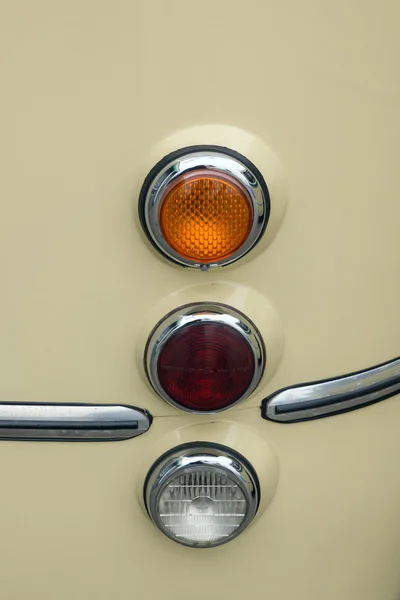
[{"xmin": 159, "ymin": 171, "xmax": 253, "ymax": 263}]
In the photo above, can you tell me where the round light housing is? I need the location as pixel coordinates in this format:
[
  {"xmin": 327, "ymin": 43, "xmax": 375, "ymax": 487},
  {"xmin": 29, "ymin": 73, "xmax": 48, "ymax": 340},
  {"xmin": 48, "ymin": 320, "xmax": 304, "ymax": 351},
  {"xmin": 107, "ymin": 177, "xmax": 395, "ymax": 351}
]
[
  {"xmin": 145, "ymin": 303, "xmax": 265, "ymax": 413},
  {"xmin": 139, "ymin": 146, "xmax": 270, "ymax": 269},
  {"xmin": 144, "ymin": 444, "xmax": 260, "ymax": 548}
]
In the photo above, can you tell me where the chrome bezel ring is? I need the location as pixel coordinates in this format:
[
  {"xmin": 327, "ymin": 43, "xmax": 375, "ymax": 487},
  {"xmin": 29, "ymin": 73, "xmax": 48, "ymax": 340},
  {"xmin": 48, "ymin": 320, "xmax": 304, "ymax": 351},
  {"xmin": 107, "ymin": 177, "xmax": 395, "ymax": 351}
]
[
  {"xmin": 144, "ymin": 302, "xmax": 265, "ymax": 414},
  {"xmin": 138, "ymin": 146, "xmax": 270, "ymax": 270},
  {"xmin": 144, "ymin": 443, "xmax": 260, "ymax": 548}
]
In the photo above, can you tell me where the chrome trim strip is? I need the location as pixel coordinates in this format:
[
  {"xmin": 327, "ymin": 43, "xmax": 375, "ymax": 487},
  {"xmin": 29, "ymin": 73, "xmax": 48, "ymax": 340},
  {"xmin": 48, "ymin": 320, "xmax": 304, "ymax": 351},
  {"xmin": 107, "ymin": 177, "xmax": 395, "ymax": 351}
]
[
  {"xmin": 262, "ymin": 357, "xmax": 400, "ymax": 422},
  {"xmin": 139, "ymin": 146, "xmax": 270, "ymax": 270},
  {"xmin": 0, "ymin": 403, "xmax": 152, "ymax": 441},
  {"xmin": 145, "ymin": 303, "xmax": 265, "ymax": 414}
]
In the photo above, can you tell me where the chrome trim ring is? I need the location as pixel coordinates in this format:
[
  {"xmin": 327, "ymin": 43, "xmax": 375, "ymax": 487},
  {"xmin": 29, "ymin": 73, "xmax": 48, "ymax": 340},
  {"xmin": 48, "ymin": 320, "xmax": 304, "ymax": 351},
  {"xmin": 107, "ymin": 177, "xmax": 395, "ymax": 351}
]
[
  {"xmin": 262, "ymin": 356, "xmax": 400, "ymax": 423},
  {"xmin": 145, "ymin": 303, "xmax": 266, "ymax": 414},
  {"xmin": 0, "ymin": 403, "xmax": 152, "ymax": 441},
  {"xmin": 144, "ymin": 443, "xmax": 260, "ymax": 548},
  {"xmin": 138, "ymin": 145, "xmax": 270, "ymax": 270}
]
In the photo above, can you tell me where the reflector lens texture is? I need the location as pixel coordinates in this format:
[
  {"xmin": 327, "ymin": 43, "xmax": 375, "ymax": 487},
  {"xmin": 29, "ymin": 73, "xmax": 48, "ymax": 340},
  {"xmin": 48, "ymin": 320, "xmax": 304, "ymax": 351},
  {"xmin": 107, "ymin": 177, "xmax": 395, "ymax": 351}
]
[
  {"xmin": 157, "ymin": 322, "xmax": 255, "ymax": 411},
  {"xmin": 158, "ymin": 468, "xmax": 247, "ymax": 545},
  {"xmin": 160, "ymin": 172, "xmax": 252, "ymax": 263}
]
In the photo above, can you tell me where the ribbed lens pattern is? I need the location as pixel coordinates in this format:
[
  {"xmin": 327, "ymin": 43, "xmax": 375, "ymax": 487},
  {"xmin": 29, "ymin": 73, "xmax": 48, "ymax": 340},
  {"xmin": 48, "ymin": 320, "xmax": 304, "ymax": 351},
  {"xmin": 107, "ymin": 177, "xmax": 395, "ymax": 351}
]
[
  {"xmin": 158, "ymin": 468, "xmax": 247, "ymax": 544},
  {"xmin": 159, "ymin": 171, "xmax": 252, "ymax": 263},
  {"xmin": 157, "ymin": 322, "xmax": 255, "ymax": 411}
]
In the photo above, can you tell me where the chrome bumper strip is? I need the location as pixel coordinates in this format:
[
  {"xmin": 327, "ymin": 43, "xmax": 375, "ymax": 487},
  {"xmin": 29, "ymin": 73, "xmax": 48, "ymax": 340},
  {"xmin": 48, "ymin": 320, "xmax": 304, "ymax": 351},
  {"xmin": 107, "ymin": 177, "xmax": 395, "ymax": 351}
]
[
  {"xmin": 262, "ymin": 357, "xmax": 400, "ymax": 423},
  {"xmin": 0, "ymin": 403, "xmax": 152, "ymax": 441}
]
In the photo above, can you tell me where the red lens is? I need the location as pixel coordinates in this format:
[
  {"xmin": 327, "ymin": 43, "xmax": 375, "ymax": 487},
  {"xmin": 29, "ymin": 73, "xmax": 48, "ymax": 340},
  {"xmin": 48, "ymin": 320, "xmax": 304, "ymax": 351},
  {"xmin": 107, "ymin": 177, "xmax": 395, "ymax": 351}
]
[{"xmin": 157, "ymin": 322, "xmax": 255, "ymax": 412}]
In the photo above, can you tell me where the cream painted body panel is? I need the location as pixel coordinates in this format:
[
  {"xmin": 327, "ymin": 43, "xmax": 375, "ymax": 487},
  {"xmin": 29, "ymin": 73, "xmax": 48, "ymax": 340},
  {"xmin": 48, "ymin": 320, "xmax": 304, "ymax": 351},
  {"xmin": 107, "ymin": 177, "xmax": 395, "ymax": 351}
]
[{"xmin": 0, "ymin": 0, "xmax": 400, "ymax": 598}]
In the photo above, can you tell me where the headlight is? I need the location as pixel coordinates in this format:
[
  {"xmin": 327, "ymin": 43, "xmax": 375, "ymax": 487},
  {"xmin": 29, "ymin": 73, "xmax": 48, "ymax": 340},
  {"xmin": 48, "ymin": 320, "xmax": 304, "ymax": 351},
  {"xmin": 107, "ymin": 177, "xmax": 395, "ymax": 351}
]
[{"xmin": 144, "ymin": 444, "xmax": 260, "ymax": 548}]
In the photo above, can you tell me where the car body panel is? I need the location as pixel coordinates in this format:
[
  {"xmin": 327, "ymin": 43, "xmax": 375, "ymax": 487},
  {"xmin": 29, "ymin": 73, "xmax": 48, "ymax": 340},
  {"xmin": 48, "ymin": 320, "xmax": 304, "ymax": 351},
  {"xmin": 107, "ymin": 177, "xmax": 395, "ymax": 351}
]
[{"xmin": 1, "ymin": 0, "xmax": 400, "ymax": 598}]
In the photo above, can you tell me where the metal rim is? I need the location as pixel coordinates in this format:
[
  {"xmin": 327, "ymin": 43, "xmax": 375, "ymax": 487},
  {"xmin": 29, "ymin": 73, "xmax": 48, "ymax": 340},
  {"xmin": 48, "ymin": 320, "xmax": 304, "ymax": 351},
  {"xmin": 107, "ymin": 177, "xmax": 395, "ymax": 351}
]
[
  {"xmin": 144, "ymin": 443, "xmax": 260, "ymax": 548},
  {"xmin": 139, "ymin": 146, "xmax": 270, "ymax": 270},
  {"xmin": 144, "ymin": 303, "xmax": 266, "ymax": 414}
]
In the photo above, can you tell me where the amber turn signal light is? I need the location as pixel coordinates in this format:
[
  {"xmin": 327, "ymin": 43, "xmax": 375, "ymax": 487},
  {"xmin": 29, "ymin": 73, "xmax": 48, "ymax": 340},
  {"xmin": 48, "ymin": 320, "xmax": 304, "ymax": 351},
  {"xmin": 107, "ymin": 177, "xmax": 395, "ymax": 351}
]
[
  {"xmin": 160, "ymin": 170, "xmax": 252, "ymax": 263},
  {"xmin": 139, "ymin": 146, "xmax": 270, "ymax": 269}
]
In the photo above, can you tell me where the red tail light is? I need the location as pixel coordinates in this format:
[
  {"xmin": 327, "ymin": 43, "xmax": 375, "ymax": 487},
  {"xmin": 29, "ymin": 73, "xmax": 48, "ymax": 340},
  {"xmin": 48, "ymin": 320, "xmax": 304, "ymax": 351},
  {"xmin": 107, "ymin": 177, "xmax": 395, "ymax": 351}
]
[{"xmin": 145, "ymin": 304, "xmax": 265, "ymax": 413}]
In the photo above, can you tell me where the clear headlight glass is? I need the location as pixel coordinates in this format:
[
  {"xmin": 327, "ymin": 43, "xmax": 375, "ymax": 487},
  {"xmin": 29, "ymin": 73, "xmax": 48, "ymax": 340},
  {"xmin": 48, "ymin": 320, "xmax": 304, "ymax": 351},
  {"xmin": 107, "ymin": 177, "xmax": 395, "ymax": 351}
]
[{"xmin": 144, "ymin": 444, "xmax": 259, "ymax": 548}]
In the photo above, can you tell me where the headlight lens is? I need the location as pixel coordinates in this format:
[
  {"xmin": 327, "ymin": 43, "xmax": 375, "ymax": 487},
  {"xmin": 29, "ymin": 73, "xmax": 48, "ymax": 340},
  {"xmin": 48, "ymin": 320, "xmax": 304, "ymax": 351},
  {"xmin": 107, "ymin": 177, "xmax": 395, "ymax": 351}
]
[{"xmin": 144, "ymin": 444, "xmax": 260, "ymax": 548}]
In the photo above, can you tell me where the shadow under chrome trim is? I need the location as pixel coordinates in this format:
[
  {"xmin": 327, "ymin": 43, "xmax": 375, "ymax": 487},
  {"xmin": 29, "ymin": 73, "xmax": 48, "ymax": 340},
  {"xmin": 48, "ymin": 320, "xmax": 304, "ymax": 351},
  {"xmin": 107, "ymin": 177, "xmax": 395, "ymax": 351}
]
[
  {"xmin": 262, "ymin": 357, "xmax": 400, "ymax": 423},
  {"xmin": 0, "ymin": 403, "xmax": 152, "ymax": 441}
]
